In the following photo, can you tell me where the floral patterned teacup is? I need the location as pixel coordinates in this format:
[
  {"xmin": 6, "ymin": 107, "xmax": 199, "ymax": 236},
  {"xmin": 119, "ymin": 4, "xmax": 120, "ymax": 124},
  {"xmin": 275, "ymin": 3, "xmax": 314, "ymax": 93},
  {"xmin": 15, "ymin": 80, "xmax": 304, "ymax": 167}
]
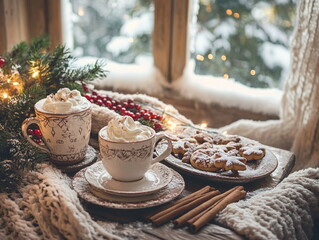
[
  {"xmin": 98, "ymin": 126, "xmax": 173, "ymax": 182},
  {"xmin": 21, "ymin": 99, "xmax": 92, "ymax": 165}
]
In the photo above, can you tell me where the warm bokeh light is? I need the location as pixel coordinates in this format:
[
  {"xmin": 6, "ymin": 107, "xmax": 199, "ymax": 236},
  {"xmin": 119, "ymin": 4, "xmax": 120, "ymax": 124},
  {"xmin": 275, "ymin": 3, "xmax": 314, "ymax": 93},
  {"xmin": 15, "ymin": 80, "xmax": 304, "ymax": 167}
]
[
  {"xmin": 166, "ymin": 120, "xmax": 177, "ymax": 131},
  {"xmin": 221, "ymin": 55, "xmax": 227, "ymax": 61},
  {"xmin": 200, "ymin": 122, "xmax": 208, "ymax": 128},
  {"xmin": 250, "ymin": 70, "xmax": 256, "ymax": 76},
  {"xmin": 223, "ymin": 74, "xmax": 229, "ymax": 79},
  {"xmin": 208, "ymin": 54, "xmax": 214, "ymax": 60},
  {"xmin": 32, "ymin": 71, "xmax": 40, "ymax": 78},
  {"xmin": 234, "ymin": 13, "xmax": 240, "ymax": 18},
  {"xmin": 206, "ymin": 5, "xmax": 212, "ymax": 12},
  {"xmin": 78, "ymin": 7, "xmax": 85, "ymax": 16},
  {"xmin": 226, "ymin": 9, "xmax": 233, "ymax": 15},
  {"xmin": 12, "ymin": 82, "xmax": 19, "ymax": 86},
  {"xmin": 196, "ymin": 54, "xmax": 205, "ymax": 61},
  {"xmin": 2, "ymin": 92, "xmax": 8, "ymax": 99}
]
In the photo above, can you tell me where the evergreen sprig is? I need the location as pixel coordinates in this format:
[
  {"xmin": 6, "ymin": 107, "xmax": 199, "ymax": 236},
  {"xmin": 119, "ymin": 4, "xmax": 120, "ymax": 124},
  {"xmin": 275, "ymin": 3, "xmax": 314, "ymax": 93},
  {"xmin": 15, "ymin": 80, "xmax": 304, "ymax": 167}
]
[{"xmin": 0, "ymin": 35, "xmax": 107, "ymax": 192}]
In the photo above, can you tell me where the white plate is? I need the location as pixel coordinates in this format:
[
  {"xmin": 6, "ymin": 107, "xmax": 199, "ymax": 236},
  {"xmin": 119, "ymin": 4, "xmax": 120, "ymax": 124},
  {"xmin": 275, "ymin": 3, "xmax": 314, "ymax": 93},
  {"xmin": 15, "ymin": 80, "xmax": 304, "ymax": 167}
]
[
  {"xmin": 84, "ymin": 161, "xmax": 173, "ymax": 197},
  {"xmin": 72, "ymin": 167, "xmax": 185, "ymax": 209}
]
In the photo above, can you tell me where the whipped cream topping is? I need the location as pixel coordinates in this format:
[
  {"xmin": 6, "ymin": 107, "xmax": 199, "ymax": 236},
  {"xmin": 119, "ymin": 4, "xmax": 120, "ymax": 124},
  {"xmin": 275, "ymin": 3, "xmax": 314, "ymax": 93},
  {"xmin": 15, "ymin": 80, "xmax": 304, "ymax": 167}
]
[
  {"xmin": 42, "ymin": 88, "xmax": 90, "ymax": 114},
  {"xmin": 104, "ymin": 116, "xmax": 153, "ymax": 142}
]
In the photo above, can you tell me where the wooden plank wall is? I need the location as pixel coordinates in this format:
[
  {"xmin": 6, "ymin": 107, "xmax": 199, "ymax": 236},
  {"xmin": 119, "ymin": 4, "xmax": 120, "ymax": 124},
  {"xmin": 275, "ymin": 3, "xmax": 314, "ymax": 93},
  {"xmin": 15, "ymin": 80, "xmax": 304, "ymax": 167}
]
[
  {"xmin": 26, "ymin": 0, "xmax": 46, "ymax": 41},
  {"xmin": 0, "ymin": 0, "xmax": 29, "ymax": 54},
  {"xmin": 0, "ymin": 0, "xmax": 62, "ymax": 54},
  {"xmin": 46, "ymin": 0, "xmax": 63, "ymax": 50}
]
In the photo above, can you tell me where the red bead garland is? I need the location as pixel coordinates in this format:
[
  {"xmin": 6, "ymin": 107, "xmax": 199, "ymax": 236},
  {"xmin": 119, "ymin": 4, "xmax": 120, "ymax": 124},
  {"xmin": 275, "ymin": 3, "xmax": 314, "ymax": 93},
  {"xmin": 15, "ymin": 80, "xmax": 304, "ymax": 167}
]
[
  {"xmin": 83, "ymin": 90, "xmax": 164, "ymax": 131},
  {"xmin": 0, "ymin": 57, "xmax": 5, "ymax": 68}
]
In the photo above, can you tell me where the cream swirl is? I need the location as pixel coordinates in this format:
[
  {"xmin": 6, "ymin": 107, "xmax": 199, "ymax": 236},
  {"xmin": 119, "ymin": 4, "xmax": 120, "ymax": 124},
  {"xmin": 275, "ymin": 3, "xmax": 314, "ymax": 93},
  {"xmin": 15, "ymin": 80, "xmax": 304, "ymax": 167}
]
[
  {"xmin": 42, "ymin": 88, "xmax": 90, "ymax": 114},
  {"xmin": 105, "ymin": 116, "xmax": 153, "ymax": 142}
]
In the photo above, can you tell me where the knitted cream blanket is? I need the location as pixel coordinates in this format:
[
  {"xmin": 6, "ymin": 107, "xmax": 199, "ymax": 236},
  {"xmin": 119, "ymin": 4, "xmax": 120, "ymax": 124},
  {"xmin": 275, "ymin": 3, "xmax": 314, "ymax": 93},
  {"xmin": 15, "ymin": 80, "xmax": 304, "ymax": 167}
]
[
  {"xmin": 217, "ymin": 167, "xmax": 319, "ymax": 240},
  {"xmin": 1, "ymin": 165, "xmax": 318, "ymax": 240},
  {"xmin": 0, "ymin": 164, "xmax": 121, "ymax": 240}
]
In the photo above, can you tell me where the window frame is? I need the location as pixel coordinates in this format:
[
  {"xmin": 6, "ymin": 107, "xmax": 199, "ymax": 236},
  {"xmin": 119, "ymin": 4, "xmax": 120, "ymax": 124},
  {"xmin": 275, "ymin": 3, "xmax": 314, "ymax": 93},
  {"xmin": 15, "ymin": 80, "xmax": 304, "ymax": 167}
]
[{"xmin": 153, "ymin": 0, "xmax": 189, "ymax": 83}]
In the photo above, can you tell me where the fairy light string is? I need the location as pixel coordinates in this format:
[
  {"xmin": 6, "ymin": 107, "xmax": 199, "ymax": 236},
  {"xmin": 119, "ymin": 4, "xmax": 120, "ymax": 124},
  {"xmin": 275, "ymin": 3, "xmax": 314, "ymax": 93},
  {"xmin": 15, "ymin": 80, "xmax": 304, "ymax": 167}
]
[{"xmin": 139, "ymin": 102, "xmax": 219, "ymax": 134}]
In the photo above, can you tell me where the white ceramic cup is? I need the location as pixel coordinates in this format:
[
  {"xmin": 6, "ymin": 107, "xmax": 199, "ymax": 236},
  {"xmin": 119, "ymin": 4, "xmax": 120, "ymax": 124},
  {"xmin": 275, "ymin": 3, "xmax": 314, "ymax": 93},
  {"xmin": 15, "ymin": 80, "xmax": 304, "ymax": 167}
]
[
  {"xmin": 98, "ymin": 126, "xmax": 173, "ymax": 182},
  {"xmin": 21, "ymin": 99, "xmax": 92, "ymax": 165}
]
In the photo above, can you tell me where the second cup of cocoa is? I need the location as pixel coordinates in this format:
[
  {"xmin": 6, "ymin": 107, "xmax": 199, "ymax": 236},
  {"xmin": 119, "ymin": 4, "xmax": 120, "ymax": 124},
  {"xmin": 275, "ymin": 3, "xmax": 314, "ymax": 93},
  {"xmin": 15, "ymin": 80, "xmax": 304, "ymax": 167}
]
[{"xmin": 99, "ymin": 116, "xmax": 173, "ymax": 182}]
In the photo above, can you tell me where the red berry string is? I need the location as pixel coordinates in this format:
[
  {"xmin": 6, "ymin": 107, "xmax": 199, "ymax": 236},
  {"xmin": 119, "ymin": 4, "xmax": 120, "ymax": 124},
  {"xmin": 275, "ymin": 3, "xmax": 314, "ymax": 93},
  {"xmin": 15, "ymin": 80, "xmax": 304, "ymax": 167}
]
[
  {"xmin": 27, "ymin": 126, "xmax": 44, "ymax": 144},
  {"xmin": 0, "ymin": 57, "xmax": 5, "ymax": 68},
  {"xmin": 82, "ymin": 82, "xmax": 90, "ymax": 93},
  {"xmin": 83, "ymin": 90, "xmax": 164, "ymax": 131}
]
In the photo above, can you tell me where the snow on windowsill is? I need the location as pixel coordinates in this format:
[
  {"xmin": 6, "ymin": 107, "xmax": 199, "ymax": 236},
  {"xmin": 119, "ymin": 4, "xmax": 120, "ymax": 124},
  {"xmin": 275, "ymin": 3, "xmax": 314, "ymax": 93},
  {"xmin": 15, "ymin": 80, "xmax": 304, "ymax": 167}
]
[
  {"xmin": 75, "ymin": 57, "xmax": 282, "ymax": 116},
  {"xmin": 174, "ymin": 63, "xmax": 282, "ymax": 116}
]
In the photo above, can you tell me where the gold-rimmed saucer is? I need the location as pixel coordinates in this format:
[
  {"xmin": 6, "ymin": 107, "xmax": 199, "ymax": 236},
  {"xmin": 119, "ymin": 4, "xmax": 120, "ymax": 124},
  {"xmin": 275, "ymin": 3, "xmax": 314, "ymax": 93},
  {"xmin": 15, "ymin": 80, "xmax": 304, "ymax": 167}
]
[
  {"xmin": 84, "ymin": 162, "xmax": 173, "ymax": 197},
  {"xmin": 72, "ymin": 167, "xmax": 185, "ymax": 209}
]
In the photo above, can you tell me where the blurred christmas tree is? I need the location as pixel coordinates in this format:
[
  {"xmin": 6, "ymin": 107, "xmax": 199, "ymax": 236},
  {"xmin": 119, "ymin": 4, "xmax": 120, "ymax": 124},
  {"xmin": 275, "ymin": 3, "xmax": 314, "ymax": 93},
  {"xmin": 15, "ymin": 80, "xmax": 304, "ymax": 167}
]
[
  {"xmin": 193, "ymin": 0, "xmax": 296, "ymax": 88},
  {"xmin": 70, "ymin": 0, "xmax": 296, "ymax": 88},
  {"xmin": 71, "ymin": 0, "xmax": 152, "ymax": 63}
]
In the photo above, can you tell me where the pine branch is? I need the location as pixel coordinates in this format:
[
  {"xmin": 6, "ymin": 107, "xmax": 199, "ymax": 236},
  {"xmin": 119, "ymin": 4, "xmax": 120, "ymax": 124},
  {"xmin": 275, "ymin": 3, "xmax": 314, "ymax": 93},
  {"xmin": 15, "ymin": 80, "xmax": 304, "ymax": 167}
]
[
  {"xmin": 29, "ymin": 35, "xmax": 50, "ymax": 55},
  {"xmin": 0, "ymin": 35, "xmax": 107, "ymax": 192},
  {"xmin": 65, "ymin": 60, "xmax": 107, "ymax": 83}
]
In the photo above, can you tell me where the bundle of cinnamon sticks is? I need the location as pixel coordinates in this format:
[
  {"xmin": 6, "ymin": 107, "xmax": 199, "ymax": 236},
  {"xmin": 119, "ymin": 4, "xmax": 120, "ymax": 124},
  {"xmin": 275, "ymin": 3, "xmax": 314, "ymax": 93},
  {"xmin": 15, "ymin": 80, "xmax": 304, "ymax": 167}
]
[{"xmin": 148, "ymin": 185, "xmax": 246, "ymax": 233}]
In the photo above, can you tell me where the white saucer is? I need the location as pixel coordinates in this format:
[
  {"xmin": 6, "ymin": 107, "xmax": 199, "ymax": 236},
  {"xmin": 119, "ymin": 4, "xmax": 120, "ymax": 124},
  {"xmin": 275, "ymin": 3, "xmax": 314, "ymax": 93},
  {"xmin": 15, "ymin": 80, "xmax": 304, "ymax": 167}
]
[
  {"xmin": 72, "ymin": 167, "xmax": 185, "ymax": 209},
  {"xmin": 84, "ymin": 161, "xmax": 173, "ymax": 197}
]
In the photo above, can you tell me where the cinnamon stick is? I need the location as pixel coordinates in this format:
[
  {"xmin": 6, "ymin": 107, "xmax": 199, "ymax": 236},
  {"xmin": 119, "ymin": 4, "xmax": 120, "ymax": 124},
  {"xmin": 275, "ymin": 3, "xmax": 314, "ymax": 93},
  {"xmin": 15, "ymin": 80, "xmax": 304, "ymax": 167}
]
[
  {"xmin": 148, "ymin": 185, "xmax": 213, "ymax": 221},
  {"xmin": 189, "ymin": 189, "xmax": 247, "ymax": 233},
  {"xmin": 187, "ymin": 198, "xmax": 222, "ymax": 225},
  {"xmin": 187, "ymin": 187, "xmax": 244, "ymax": 225},
  {"xmin": 151, "ymin": 190, "xmax": 220, "ymax": 226},
  {"xmin": 174, "ymin": 186, "xmax": 243, "ymax": 227}
]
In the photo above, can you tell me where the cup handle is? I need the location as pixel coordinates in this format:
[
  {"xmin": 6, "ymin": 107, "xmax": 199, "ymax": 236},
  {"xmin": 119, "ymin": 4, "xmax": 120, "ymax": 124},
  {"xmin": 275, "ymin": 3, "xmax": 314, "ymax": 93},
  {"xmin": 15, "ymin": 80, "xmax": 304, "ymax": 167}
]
[
  {"xmin": 21, "ymin": 117, "xmax": 50, "ymax": 153},
  {"xmin": 151, "ymin": 132, "xmax": 173, "ymax": 164}
]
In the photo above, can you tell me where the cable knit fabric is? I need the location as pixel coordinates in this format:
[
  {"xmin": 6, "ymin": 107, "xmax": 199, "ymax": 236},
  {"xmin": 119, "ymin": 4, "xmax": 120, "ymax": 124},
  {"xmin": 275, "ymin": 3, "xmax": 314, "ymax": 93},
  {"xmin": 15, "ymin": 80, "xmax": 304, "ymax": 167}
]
[
  {"xmin": 216, "ymin": 168, "xmax": 319, "ymax": 240},
  {"xmin": 0, "ymin": 164, "xmax": 121, "ymax": 240}
]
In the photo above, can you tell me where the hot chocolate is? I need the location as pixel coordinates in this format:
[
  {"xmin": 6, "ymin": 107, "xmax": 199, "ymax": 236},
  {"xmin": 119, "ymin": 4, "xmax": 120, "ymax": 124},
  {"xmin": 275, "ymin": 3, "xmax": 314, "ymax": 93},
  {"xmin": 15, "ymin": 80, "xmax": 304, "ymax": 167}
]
[
  {"xmin": 101, "ymin": 116, "xmax": 153, "ymax": 142},
  {"xmin": 38, "ymin": 88, "xmax": 90, "ymax": 114}
]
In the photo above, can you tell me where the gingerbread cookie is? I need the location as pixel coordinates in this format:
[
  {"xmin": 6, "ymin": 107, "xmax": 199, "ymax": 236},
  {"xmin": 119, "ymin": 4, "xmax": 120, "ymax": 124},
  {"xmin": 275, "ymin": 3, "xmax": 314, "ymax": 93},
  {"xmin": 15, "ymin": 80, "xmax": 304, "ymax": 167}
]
[
  {"xmin": 213, "ymin": 152, "xmax": 247, "ymax": 171},
  {"xmin": 182, "ymin": 141, "xmax": 219, "ymax": 163},
  {"xmin": 225, "ymin": 142, "xmax": 243, "ymax": 151},
  {"xmin": 181, "ymin": 145, "xmax": 196, "ymax": 163},
  {"xmin": 226, "ymin": 149, "xmax": 240, "ymax": 156},
  {"xmin": 172, "ymin": 137, "xmax": 197, "ymax": 155},
  {"xmin": 208, "ymin": 134, "xmax": 241, "ymax": 145},
  {"xmin": 194, "ymin": 133, "xmax": 214, "ymax": 144},
  {"xmin": 168, "ymin": 129, "xmax": 267, "ymax": 173},
  {"xmin": 190, "ymin": 149, "xmax": 220, "ymax": 172},
  {"xmin": 239, "ymin": 145, "xmax": 265, "ymax": 161}
]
